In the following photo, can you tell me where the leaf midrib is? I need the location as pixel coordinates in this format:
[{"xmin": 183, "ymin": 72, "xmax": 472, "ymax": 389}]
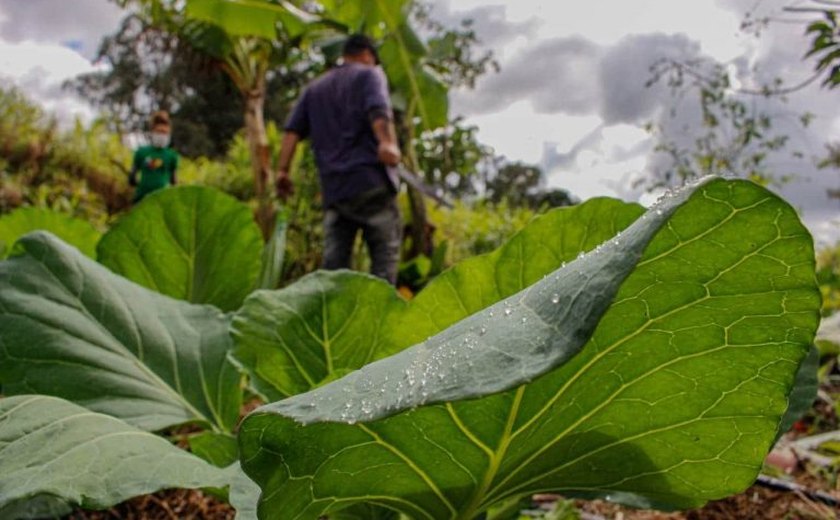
[
  {"xmin": 458, "ymin": 385, "xmax": 525, "ymax": 520},
  {"xmin": 487, "ymin": 209, "xmax": 791, "ymax": 497},
  {"xmin": 34, "ymin": 254, "xmax": 215, "ymax": 430}
]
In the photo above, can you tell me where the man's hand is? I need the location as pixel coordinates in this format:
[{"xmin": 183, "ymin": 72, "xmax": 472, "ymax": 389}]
[
  {"xmin": 275, "ymin": 170, "xmax": 294, "ymax": 201},
  {"xmin": 378, "ymin": 141, "xmax": 401, "ymax": 166}
]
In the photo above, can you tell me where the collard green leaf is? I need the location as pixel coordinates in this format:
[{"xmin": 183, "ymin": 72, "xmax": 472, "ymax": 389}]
[
  {"xmin": 0, "ymin": 207, "xmax": 100, "ymax": 259},
  {"xmin": 227, "ymin": 464, "xmax": 261, "ymax": 520},
  {"xmin": 232, "ymin": 271, "xmax": 406, "ymax": 401},
  {"xmin": 258, "ymin": 212, "xmax": 288, "ymax": 290},
  {"xmin": 816, "ymin": 312, "xmax": 840, "ymax": 348},
  {"xmin": 189, "ymin": 432, "xmax": 240, "ymax": 468},
  {"xmin": 0, "ymin": 494, "xmax": 71, "ymax": 520},
  {"xmin": 232, "ymin": 198, "xmax": 641, "ymax": 401},
  {"xmin": 0, "ymin": 396, "xmax": 227, "ymax": 516},
  {"xmin": 0, "ymin": 231, "xmax": 241, "ymax": 432},
  {"xmin": 97, "ymin": 186, "xmax": 263, "ymax": 312},
  {"xmin": 239, "ymin": 179, "xmax": 820, "ymax": 518},
  {"xmin": 776, "ymin": 345, "xmax": 819, "ymax": 440}
]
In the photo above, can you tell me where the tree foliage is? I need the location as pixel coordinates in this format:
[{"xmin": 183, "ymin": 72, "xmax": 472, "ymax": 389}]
[
  {"xmin": 71, "ymin": 10, "xmax": 320, "ymax": 158},
  {"xmin": 0, "ymin": 86, "xmax": 132, "ymax": 223},
  {"xmin": 645, "ymin": 58, "xmax": 803, "ymax": 189}
]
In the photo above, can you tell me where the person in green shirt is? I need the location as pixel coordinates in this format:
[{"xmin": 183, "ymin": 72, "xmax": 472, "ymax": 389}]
[{"xmin": 129, "ymin": 111, "xmax": 178, "ymax": 203}]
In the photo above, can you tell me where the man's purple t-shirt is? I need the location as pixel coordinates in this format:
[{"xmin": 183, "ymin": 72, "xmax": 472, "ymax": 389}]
[{"xmin": 285, "ymin": 63, "xmax": 395, "ymax": 206}]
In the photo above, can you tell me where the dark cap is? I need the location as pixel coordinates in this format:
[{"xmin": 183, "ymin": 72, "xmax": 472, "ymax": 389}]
[{"xmin": 342, "ymin": 33, "xmax": 380, "ymax": 64}]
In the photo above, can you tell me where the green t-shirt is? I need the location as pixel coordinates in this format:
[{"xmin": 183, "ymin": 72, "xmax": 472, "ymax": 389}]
[{"xmin": 132, "ymin": 145, "xmax": 178, "ymax": 200}]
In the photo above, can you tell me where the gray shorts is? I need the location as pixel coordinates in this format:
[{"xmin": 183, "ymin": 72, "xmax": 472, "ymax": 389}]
[{"xmin": 322, "ymin": 187, "xmax": 402, "ymax": 284}]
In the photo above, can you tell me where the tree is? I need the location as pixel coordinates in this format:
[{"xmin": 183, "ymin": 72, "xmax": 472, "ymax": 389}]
[
  {"xmin": 776, "ymin": 1, "xmax": 840, "ymax": 88},
  {"xmin": 73, "ymin": 12, "xmax": 321, "ymax": 159},
  {"xmin": 484, "ymin": 160, "xmax": 576, "ymax": 209},
  {"xmin": 644, "ymin": 57, "xmax": 805, "ymax": 190},
  {"xmin": 412, "ymin": 117, "xmax": 492, "ymax": 199},
  {"xmin": 795, "ymin": 2, "xmax": 840, "ymax": 199},
  {"xmin": 201, "ymin": 0, "xmax": 499, "ymax": 258},
  {"xmin": 102, "ymin": 0, "xmax": 318, "ymax": 239}
]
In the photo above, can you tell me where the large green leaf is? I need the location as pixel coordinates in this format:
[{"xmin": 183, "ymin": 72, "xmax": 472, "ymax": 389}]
[
  {"xmin": 0, "ymin": 395, "xmax": 227, "ymax": 517},
  {"xmin": 0, "ymin": 207, "xmax": 100, "ymax": 259},
  {"xmin": 0, "ymin": 495, "xmax": 71, "ymax": 520},
  {"xmin": 189, "ymin": 432, "xmax": 240, "ymax": 468},
  {"xmin": 239, "ymin": 179, "xmax": 820, "ymax": 518},
  {"xmin": 232, "ymin": 197, "xmax": 642, "ymax": 401},
  {"xmin": 228, "ymin": 464, "xmax": 261, "ymax": 520},
  {"xmin": 378, "ymin": 21, "xmax": 448, "ymax": 130},
  {"xmin": 0, "ymin": 231, "xmax": 241, "ymax": 433},
  {"xmin": 97, "ymin": 186, "xmax": 263, "ymax": 312},
  {"xmin": 185, "ymin": 0, "xmax": 316, "ymax": 39},
  {"xmin": 232, "ymin": 271, "xmax": 406, "ymax": 401},
  {"xmin": 258, "ymin": 211, "xmax": 288, "ymax": 290},
  {"xmin": 317, "ymin": 0, "xmax": 408, "ymax": 36},
  {"xmin": 776, "ymin": 345, "xmax": 819, "ymax": 440}
]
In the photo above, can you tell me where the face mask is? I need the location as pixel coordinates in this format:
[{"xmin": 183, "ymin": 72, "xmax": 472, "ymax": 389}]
[{"xmin": 150, "ymin": 133, "xmax": 170, "ymax": 148}]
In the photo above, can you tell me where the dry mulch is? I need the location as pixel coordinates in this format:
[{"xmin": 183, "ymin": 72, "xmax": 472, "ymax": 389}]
[
  {"xmin": 67, "ymin": 489, "xmax": 234, "ymax": 520},
  {"xmin": 574, "ymin": 484, "xmax": 838, "ymax": 520}
]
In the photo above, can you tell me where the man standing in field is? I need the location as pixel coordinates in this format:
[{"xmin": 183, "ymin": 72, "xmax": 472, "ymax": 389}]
[
  {"xmin": 129, "ymin": 111, "xmax": 178, "ymax": 203},
  {"xmin": 275, "ymin": 34, "xmax": 402, "ymax": 285}
]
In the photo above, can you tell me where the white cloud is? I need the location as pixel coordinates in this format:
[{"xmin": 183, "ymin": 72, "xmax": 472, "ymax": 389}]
[
  {"xmin": 0, "ymin": 39, "xmax": 103, "ymax": 124},
  {"xmin": 450, "ymin": 36, "xmax": 603, "ymax": 117},
  {"xmin": 438, "ymin": 0, "xmax": 839, "ymax": 242},
  {"xmin": 466, "ymin": 100, "xmax": 602, "ymax": 163}
]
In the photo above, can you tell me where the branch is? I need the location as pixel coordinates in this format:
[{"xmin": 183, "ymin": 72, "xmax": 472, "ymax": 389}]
[
  {"xmin": 784, "ymin": 6, "xmax": 840, "ymax": 13},
  {"xmin": 653, "ymin": 58, "xmax": 822, "ymax": 97}
]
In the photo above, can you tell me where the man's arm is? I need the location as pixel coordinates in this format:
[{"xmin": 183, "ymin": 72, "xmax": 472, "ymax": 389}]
[
  {"xmin": 275, "ymin": 131, "xmax": 300, "ymax": 200},
  {"xmin": 371, "ymin": 116, "xmax": 401, "ymax": 166}
]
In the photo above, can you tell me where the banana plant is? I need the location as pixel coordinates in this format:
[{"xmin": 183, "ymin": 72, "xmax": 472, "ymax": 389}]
[
  {"xmin": 111, "ymin": 0, "xmax": 317, "ymax": 240},
  {"xmin": 185, "ymin": 0, "xmax": 325, "ymax": 241},
  {"xmin": 198, "ymin": 0, "xmax": 450, "ymax": 259}
]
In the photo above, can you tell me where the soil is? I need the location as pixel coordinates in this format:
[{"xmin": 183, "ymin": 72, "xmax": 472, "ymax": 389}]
[
  {"xmin": 574, "ymin": 483, "xmax": 839, "ymax": 520},
  {"xmin": 66, "ymin": 489, "xmax": 234, "ymax": 520}
]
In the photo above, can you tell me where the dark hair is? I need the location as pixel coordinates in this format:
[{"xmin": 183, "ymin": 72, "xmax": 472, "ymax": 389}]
[
  {"xmin": 342, "ymin": 33, "xmax": 380, "ymax": 64},
  {"xmin": 150, "ymin": 110, "xmax": 170, "ymax": 128}
]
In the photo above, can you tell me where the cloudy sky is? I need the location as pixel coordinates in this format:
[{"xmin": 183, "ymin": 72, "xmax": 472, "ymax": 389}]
[{"xmin": 0, "ymin": 0, "xmax": 838, "ymax": 243}]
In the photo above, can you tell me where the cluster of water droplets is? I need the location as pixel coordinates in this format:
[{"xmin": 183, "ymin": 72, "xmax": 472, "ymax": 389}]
[
  {"xmin": 646, "ymin": 175, "xmax": 712, "ymax": 218},
  {"xmin": 280, "ymin": 196, "xmax": 712, "ymax": 428}
]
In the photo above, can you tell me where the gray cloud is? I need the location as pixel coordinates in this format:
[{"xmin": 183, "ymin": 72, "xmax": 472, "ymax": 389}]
[
  {"xmin": 598, "ymin": 33, "xmax": 701, "ymax": 124},
  {"xmin": 452, "ymin": 36, "xmax": 603, "ymax": 116},
  {"xmin": 429, "ymin": 2, "xmax": 541, "ymax": 48},
  {"xmin": 0, "ymin": 0, "xmax": 123, "ymax": 59},
  {"xmin": 452, "ymin": 30, "xmax": 702, "ymax": 125},
  {"xmin": 541, "ymin": 125, "xmax": 604, "ymax": 171},
  {"xmin": 453, "ymin": 0, "xmax": 839, "ymax": 241},
  {"xmin": 0, "ymin": 70, "xmax": 97, "ymax": 125}
]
